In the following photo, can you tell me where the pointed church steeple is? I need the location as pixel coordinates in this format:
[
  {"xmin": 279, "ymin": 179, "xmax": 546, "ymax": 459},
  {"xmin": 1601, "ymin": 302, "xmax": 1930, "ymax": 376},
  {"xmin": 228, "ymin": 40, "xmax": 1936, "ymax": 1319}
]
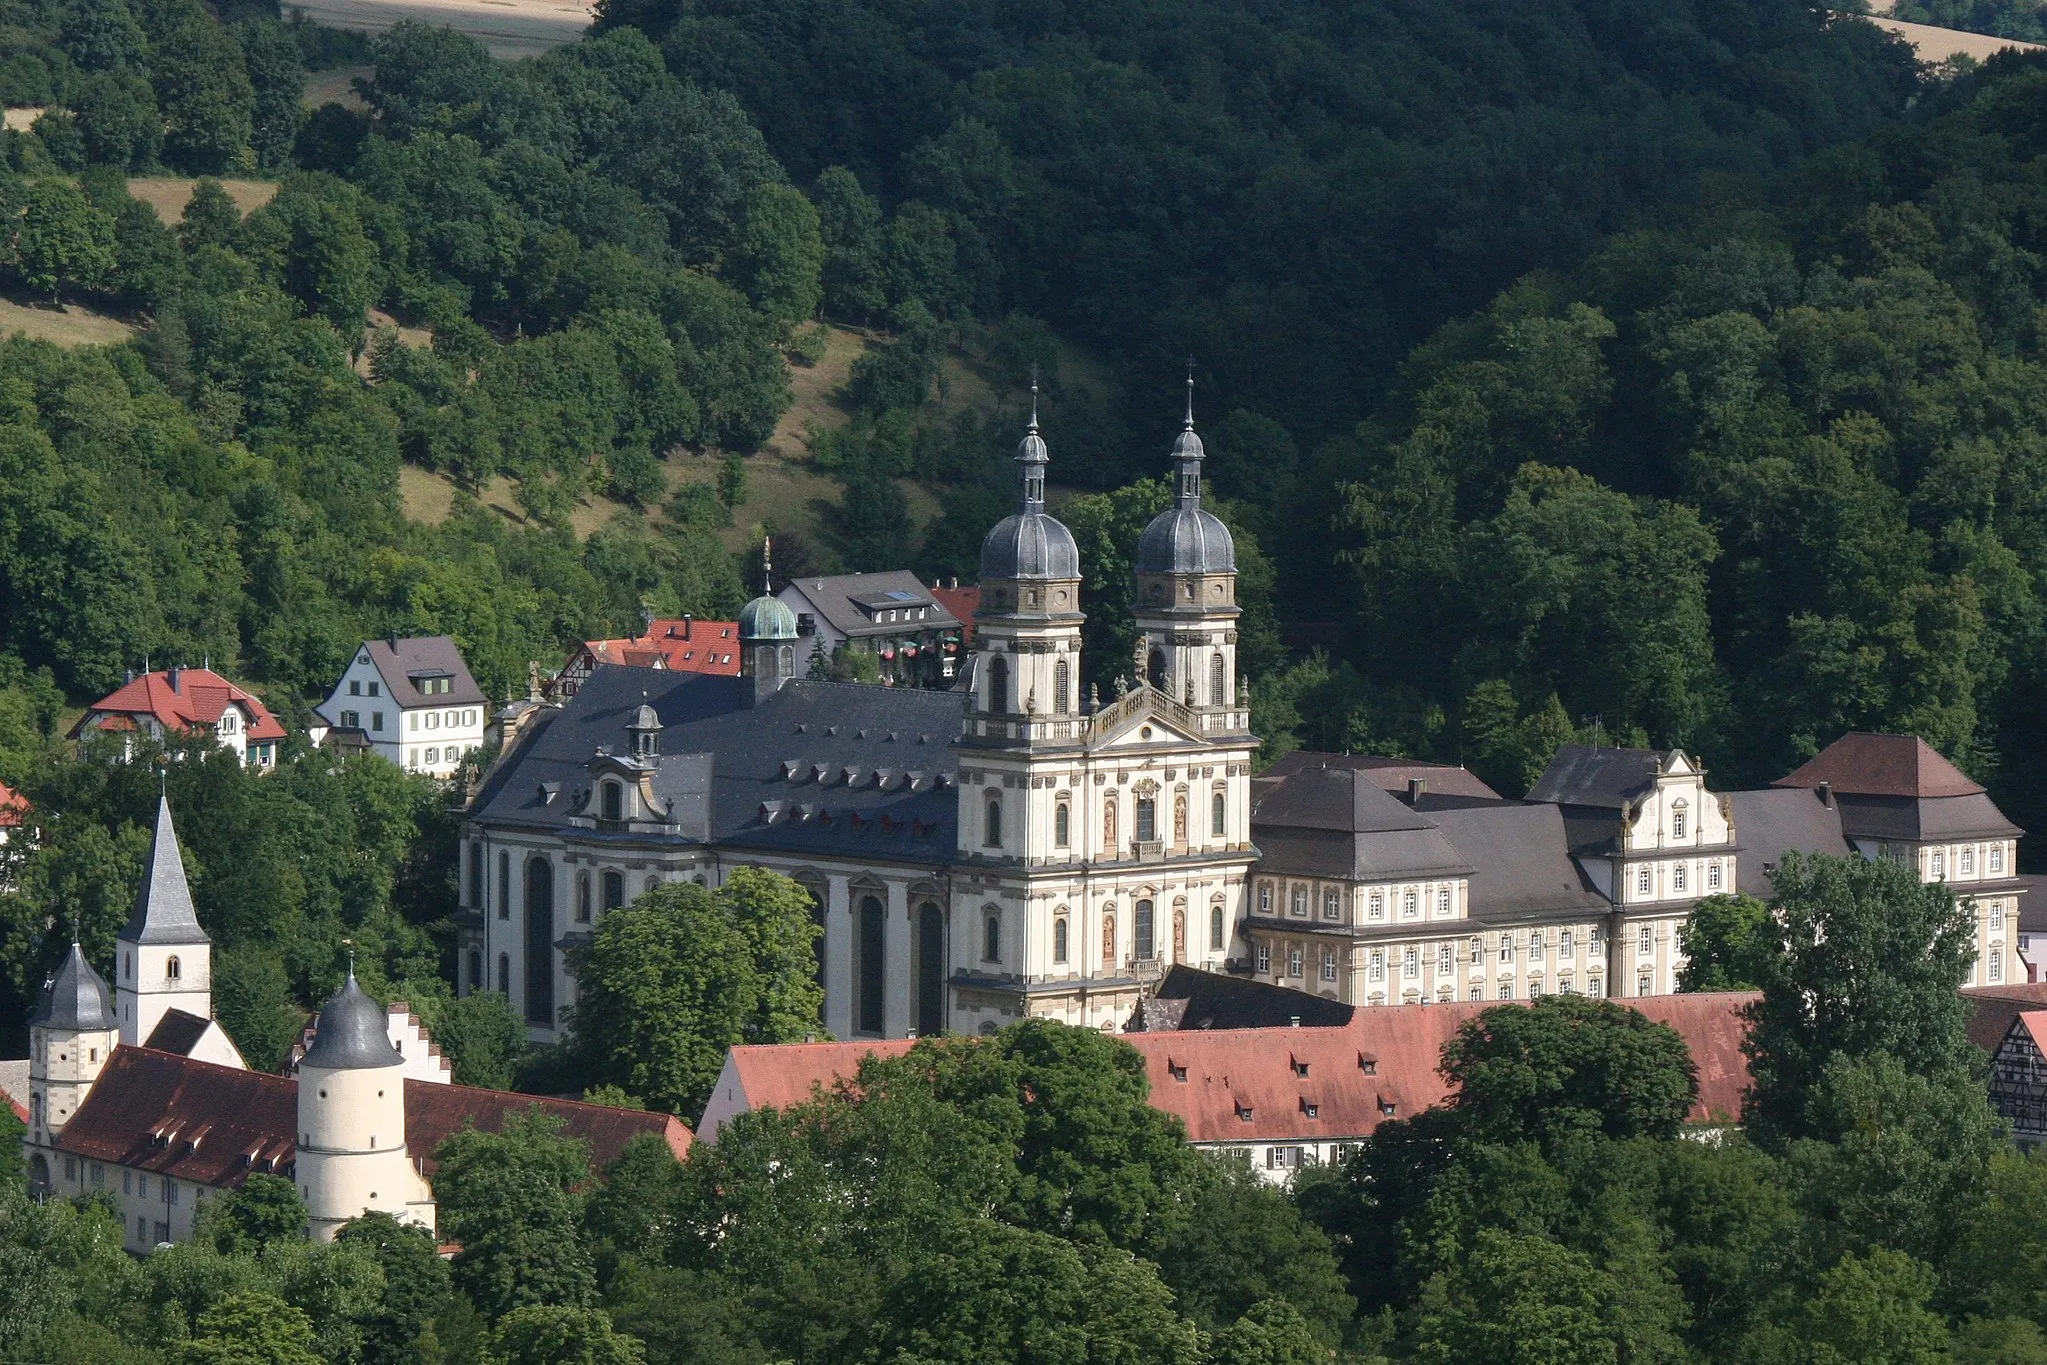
[{"xmin": 121, "ymin": 793, "xmax": 209, "ymax": 946}]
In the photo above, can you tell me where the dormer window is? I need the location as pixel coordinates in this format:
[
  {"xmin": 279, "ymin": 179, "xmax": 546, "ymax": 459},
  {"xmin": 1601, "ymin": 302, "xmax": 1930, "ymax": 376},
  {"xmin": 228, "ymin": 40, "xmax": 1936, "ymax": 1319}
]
[
  {"xmin": 601, "ymin": 781, "xmax": 623, "ymax": 823},
  {"xmin": 1359, "ymin": 1053, "xmax": 1378, "ymax": 1075},
  {"xmin": 1671, "ymin": 801, "xmax": 1687, "ymax": 840},
  {"xmin": 1290, "ymin": 1057, "xmax": 1309, "ymax": 1077}
]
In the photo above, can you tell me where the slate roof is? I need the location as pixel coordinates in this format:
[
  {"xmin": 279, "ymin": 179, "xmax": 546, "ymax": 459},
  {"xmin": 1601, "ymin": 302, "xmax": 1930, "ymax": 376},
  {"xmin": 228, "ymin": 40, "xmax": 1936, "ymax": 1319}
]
[
  {"xmin": 75, "ymin": 668, "xmax": 286, "ymax": 743},
  {"xmin": 781, "ymin": 572, "xmax": 963, "ymax": 641},
  {"xmin": 55, "ymin": 1046, "xmax": 690, "ymax": 1191},
  {"xmin": 301, "ymin": 975, "xmax": 404, "ymax": 1071},
  {"xmin": 1259, "ymin": 751, "xmax": 1502, "ymax": 801},
  {"xmin": 31, "ymin": 943, "xmax": 116, "ymax": 1030},
  {"xmin": 363, "ymin": 636, "xmax": 488, "ymax": 709},
  {"xmin": 121, "ymin": 796, "xmax": 209, "ymax": 947},
  {"xmin": 1136, "ymin": 964, "xmax": 1355, "ymax": 1031},
  {"xmin": 143, "ymin": 1009, "xmax": 212, "ymax": 1057},
  {"xmin": 1775, "ymin": 732, "xmax": 1985, "ymax": 798},
  {"xmin": 704, "ymin": 993, "xmax": 1757, "ymax": 1145},
  {"xmin": 1525, "ymin": 745, "xmax": 1666, "ymax": 808},
  {"xmin": 471, "ymin": 666, "xmax": 967, "ymax": 863},
  {"xmin": 1430, "ymin": 803, "xmax": 1610, "ymax": 922},
  {"xmin": 1724, "ymin": 787, "xmax": 1852, "ymax": 898},
  {"xmin": 1822, "ymin": 792, "xmax": 2020, "ymax": 843}
]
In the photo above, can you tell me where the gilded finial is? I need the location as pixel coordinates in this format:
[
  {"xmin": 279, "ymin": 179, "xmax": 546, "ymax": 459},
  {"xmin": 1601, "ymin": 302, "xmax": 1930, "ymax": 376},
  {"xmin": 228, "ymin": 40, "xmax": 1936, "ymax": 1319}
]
[
  {"xmin": 763, "ymin": 534, "xmax": 774, "ymax": 594},
  {"xmin": 1029, "ymin": 365, "xmax": 1041, "ymax": 432},
  {"xmin": 1184, "ymin": 356, "xmax": 1195, "ymax": 430}
]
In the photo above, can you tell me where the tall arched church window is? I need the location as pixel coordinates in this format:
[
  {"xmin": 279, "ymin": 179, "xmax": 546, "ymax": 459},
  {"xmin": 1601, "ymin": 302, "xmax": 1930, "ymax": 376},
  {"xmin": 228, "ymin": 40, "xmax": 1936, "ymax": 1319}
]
[
  {"xmin": 985, "ymin": 798, "xmax": 1003, "ymax": 848},
  {"xmin": 1210, "ymin": 903, "xmax": 1226, "ymax": 951},
  {"xmin": 1212, "ymin": 791, "xmax": 1227, "ymax": 837},
  {"xmin": 1136, "ymin": 797, "xmax": 1157, "ymax": 842},
  {"xmin": 497, "ymin": 852, "xmax": 510, "ymax": 920},
  {"xmin": 1210, "ymin": 653, "xmax": 1225, "ymax": 706},
  {"xmin": 166, "ymin": 956, "xmax": 180, "ymax": 981},
  {"xmin": 1054, "ymin": 802, "xmax": 1070, "ymax": 848},
  {"xmin": 989, "ymin": 656, "xmax": 1009, "ymax": 714},
  {"xmin": 603, "ymin": 870, "xmax": 624, "ymax": 911},
  {"xmin": 1148, "ymin": 648, "xmax": 1168, "ymax": 691},
  {"xmin": 601, "ymin": 781, "xmax": 623, "ymax": 822},
  {"xmin": 983, "ymin": 911, "xmax": 1002, "ymax": 962},
  {"xmin": 1053, "ymin": 915, "xmax": 1069, "ymax": 964},
  {"xmin": 1054, "ymin": 659, "xmax": 1071, "ymax": 714},
  {"xmin": 497, "ymin": 954, "xmax": 510, "ymax": 994},
  {"xmin": 1135, "ymin": 900, "xmax": 1156, "ymax": 961},
  {"xmin": 468, "ymin": 842, "xmax": 483, "ymax": 908}
]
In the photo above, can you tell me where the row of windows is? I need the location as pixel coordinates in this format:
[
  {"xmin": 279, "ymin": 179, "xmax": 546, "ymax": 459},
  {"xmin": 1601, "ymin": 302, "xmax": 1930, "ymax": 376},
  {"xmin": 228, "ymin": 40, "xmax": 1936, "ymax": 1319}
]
[
  {"xmin": 988, "ymin": 791, "xmax": 1229, "ymax": 849},
  {"xmin": 1932, "ymin": 845, "xmax": 2009, "ymax": 877},
  {"xmin": 1370, "ymin": 977, "xmax": 1611, "ymax": 1004},
  {"xmin": 1040, "ymin": 901, "xmax": 1231, "ymax": 966},
  {"xmin": 1633, "ymin": 861, "xmax": 1724, "ymax": 895},
  {"xmin": 408, "ymin": 708, "xmax": 477, "ymax": 731},
  {"xmin": 408, "ymin": 744, "xmax": 472, "ymax": 769},
  {"xmin": 984, "ymin": 652, "xmax": 1232, "ymax": 715},
  {"xmin": 1256, "ymin": 883, "xmax": 1455, "ymax": 920}
]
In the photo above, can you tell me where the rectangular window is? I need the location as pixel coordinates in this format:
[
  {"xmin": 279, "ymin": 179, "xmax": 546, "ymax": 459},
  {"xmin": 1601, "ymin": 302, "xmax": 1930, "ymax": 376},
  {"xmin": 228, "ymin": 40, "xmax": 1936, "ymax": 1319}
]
[
  {"xmin": 1992, "ymin": 950, "xmax": 2005, "ymax": 982},
  {"xmin": 1437, "ymin": 943, "xmax": 1452, "ymax": 974},
  {"xmin": 409, "ymin": 711, "xmax": 419, "ymax": 732},
  {"xmin": 1531, "ymin": 930, "xmax": 1544, "ymax": 960},
  {"xmin": 1369, "ymin": 950, "xmax": 1384, "ymax": 982},
  {"xmin": 1402, "ymin": 890, "xmax": 1418, "ymax": 918},
  {"xmin": 1288, "ymin": 945, "xmax": 1304, "ymax": 978},
  {"xmin": 1499, "ymin": 983, "xmax": 1513, "ymax": 1000},
  {"xmin": 367, "ymin": 681, "xmax": 379, "ymax": 697},
  {"xmin": 1993, "ymin": 902, "xmax": 2007, "ymax": 932},
  {"xmin": 166, "ymin": 1181, "xmax": 179, "ymax": 1207},
  {"xmin": 1321, "ymin": 948, "xmax": 1338, "ymax": 982},
  {"xmin": 1963, "ymin": 849, "xmax": 1976, "ymax": 875},
  {"xmin": 1368, "ymin": 892, "xmax": 1384, "ymax": 921},
  {"xmin": 1994, "ymin": 845, "xmax": 2007, "ymax": 873},
  {"xmin": 1323, "ymin": 889, "xmax": 1340, "ymax": 921},
  {"xmin": 1638, "ymin": 973, "xmax": 1652, "ymax": 995},
  {"xmin": 1933, "ymin": 851, "xmax": 1946, "ymax": 878},
  {"xmin": 1639, "ymin": 925, "xmax": 1653, "ymax": 954},
  {"xmin": 1530, "ymin": 979, "xmax": 1544, "ymax": 998},
  {"xmin": 124, "ymin": 1170, "xmax": 133, "ymax": 1195},
  {"xmin": 1560, "ymin": 929, "xmax": 1574, "ymax": 956},
  {"xmin": 1500, "ymin": 934, "xmax": 1515, "ymax": 963},
  {"xmin": 1290, "ymin": 887, "xmax": 1308, "ymax": 917},
  {"xmin": 135, "ymin": 1174, "xmax": 146, "ymax": 1198},
  {"xmin": 1674, "ymin": 863, "xmax": 1687, "ymax": 893},
  {"xmin": 1404, "ymin": 946, "xmax": 1419, "ymax": 978},
  {"xmin": 1708, "ymin": 862, "xmax": 1722, "ymax": 891},
  {"xmin": 1438, "ymin": 888, "xmax": 1451, "ymax": 916},
  {"xmin": 1257, "ymin": 883, "xmax": 1273, "ymax": 914},
  {"xmin": 1256, "ymin": 942, "xmax": 1271, "ymax": 974},
  {"xmin": 371, "ymin": 712, "xmax": 384, "ymax": 732},
  {"xmin": 153, "ymin": 1222, "xmax": 169, "ymax": 1245},
  {"xmin": 349, "ymin": 680, "xmax": 360, "ymax": 696},
  {"xmin": 1637, "ymin": 866, "xmax": 1652, "ymax": 895},
  {"xmin": 1470, "ymin": 936, "xmax": 1483, "ymax": 965}
]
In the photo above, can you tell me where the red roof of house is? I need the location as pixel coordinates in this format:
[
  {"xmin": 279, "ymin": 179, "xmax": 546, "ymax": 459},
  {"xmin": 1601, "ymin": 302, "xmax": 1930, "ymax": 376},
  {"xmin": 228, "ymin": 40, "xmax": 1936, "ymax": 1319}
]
[
  {"xmin": 2017, "ymin": 1010, "xmax": 2047, "ymax": 1056},
  {"xmin": 55, "ymin": 1047, "xmax": 689, "ymax": 1191},
  {"xmin": 930, "ymin": 586, "xmax": 979, "ymax": 648},
  {"xmin": 1775, "ymin": 732, "xmax": 1984, "ymax": 798},
  {"xmin": 708, "ymin": 993, "xmax": 1758, "ymax": 1144},
  {"xmin": 74, "ymin": 669, "xmax": 287, "ymax": 744},
  {"xmin": 580, "ymin": 620, "xmax": 742, "ymax": 678},
  {"xmin": 0, "ymin": 782, "xmax": 25, "ymax": 828}
]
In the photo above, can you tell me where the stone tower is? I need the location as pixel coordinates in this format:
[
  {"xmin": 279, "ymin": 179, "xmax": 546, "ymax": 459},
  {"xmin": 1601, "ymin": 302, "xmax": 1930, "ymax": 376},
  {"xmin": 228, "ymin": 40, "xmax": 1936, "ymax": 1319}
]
[
  {"xmin": 27, "ymin": 943, "xmax": 117, "ymax": 1149},
  {"xmin": 116, "ymin": 795, "xmax": 213, "ymax": 1048},
  {"xmin": 296, "ymin": 972, "xmax": 432, "ymax": 1241}
]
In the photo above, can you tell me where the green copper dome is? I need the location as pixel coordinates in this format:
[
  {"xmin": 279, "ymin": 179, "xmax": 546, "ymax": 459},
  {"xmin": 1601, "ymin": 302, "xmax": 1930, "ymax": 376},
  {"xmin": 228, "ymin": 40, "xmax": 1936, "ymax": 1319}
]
[{"xmin": 739, "ymin": 593, "xmax": 799, "ymax": 640}]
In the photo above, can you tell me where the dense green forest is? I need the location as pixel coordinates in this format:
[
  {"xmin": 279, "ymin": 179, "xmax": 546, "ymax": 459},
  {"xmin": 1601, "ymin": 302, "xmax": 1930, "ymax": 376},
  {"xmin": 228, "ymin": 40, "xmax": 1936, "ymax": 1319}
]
[{"xmin": 7, "ymin": 852, "xmax": 2047, "ymax": 1365}]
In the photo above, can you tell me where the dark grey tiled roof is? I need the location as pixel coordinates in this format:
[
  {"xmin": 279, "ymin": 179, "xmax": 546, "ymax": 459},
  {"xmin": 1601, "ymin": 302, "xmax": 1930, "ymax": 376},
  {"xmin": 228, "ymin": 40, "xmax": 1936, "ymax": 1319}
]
[
  {"xmin": 1252, "ymin": 827, "xmax": 1474, "ymax": 882},
  {"xmin": 1429, "ymin": 804, "xmax": 1609, "ymax": 921},
  {"xmin": 471, "ymin": 666, "xmax": 967, "ymax": 863},
  {"xmin": 1137, "ymin": 964, "xmax": 1353, "ymax": 1031},
  {"xmin": 301, "ymin": 974, "xmax": 402, "ymax": 1070},
  {"xmin": 144, "ymin": 1008, "xmax": 212, "ymax": 1056},
  {"xmin": 1725, "ymin": 788, "xmax": 1850, "ymax": 898},
  {"xmin": 366, "ymin": 636, "xmax": 487, "ymax": 709},
  {"xmin": 1829, "ymin": 792, "xmax": 2022, "ymax": 843},
  {"xmin": 1525, "ymin": 745, "xmax": 1664, "ymax": 808},
  {"xmin": 31, "ymin": 943, "xmax": 115, "ymax": 1030},
  {"xmin": 121, "ymin": 796, "xmax": 209, "ymax": 947},
  {"xmin": 1252, "ymin": 766, "xmax": 1436, "ymax": 833},
  {"xmin": 782, "ymin": 572, "xmax": 962, "ymax": 641},
  {"xmin": 1260, "ymin": 751, "xmax": 1501, "ymax": 801}
]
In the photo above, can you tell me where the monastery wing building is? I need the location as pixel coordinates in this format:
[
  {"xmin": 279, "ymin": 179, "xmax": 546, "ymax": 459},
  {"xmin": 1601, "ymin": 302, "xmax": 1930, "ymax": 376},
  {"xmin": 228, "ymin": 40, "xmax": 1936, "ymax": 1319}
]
[{"xmin": 462, "ymin": 387, "xmax": 1260, "ymax": 1041}]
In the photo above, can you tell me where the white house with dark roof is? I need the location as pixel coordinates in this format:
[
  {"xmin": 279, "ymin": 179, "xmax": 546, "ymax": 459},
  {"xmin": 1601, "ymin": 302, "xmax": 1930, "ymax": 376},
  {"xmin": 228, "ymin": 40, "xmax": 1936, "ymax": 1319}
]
[
  {"xmin": 774, "ymin": 571, "xmax": 967, "ymax": 686},
  {"xmin": 316, "ymin": 637, "xmax": 488, "ymax": 775}
]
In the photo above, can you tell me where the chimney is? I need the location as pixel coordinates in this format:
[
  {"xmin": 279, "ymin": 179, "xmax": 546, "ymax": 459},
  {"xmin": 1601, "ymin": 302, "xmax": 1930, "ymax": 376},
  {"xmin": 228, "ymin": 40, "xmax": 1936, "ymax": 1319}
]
[
  {"xmin": 1818, "ymin": 780, "xmax": 1835, "ymax": 809},
  {"xmin": 1288, "ymin": 1015, "xmax": 1300, "ymax": 1028},
  {"xmin": 387, "ymin": 635, "xmax": 398, "ymax": 654},
  {"xmin": 1407, "ymin": 777, "xmax": 1426, "ymax": 804},
  {"xmin": 125, "ymin": 667, "xmax": 135, "ymax": 686},
  {"xmin": 684, "ymin": 615, "xmax": 694, "ymax": 640},
  {"xmin": 168, "ymin": 665, "xmax": 182, "ymax": 693}
]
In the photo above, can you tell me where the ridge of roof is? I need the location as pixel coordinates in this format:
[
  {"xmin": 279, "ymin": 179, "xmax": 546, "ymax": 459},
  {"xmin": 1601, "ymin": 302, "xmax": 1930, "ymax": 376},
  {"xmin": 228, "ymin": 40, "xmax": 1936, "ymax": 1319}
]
[
  {"xmin": 77, "ymin": 668, "xmax": 287, "ymax": 743},
  {"xmin": 1774, "ymin": 732, "xmax": 1985, "ymax": 798}
]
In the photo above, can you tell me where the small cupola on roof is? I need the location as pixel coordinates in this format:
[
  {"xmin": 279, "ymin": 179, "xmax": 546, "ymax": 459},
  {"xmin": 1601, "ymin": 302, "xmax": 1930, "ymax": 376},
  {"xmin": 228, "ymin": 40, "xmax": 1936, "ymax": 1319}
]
[
  {"xmin": 300, "ymin": 972, "xmax": 402, "ymax": 1070},
  {"xmin": 980, "ymin": 383, "xmax": 1080, "ymax": 583},
  {"xmin": 740, "ymin": 538, "xmax": 799, "ymax": 705},
  {"xmin": 32, "ymin": 942, "xmax": 115, "ymax": 1031},
  {"xmin": 1135, "ymin": 370, "xmax": 1235, "ymax": 576}
]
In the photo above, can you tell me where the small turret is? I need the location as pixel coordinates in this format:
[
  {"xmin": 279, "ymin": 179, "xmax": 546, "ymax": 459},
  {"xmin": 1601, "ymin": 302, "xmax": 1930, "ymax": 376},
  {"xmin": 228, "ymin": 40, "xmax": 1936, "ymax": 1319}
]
[
  {"xmin": 28, "ymin": 942, "xmax": 117, "ymax": 1145},
  {"xmin": 296, "ymin": 972, "xmax": 431, "ymax": 1241},
  {"xmin": 738, "ymin": 537, "xmax": 800, "ymax": 706}
]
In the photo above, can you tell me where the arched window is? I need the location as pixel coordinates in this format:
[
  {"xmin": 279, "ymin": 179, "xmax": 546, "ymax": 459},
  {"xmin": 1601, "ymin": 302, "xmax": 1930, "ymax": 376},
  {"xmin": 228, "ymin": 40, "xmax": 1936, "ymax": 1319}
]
[
  {"xmin": 497, "ymin": 954, "xmax": 510, "ymax": 994},
  {"xmin": 1054, "ymin": 801, "xmax": 1070, "ymax": 848},
  {"xmin": 983, "ymin": 911, "xmax": 1002, "ymax": 963},
  {"xmin": 1147, "ymin": 648, "xmax": 1168, "ymax": 690},
  {"xmin": 467, "ymin": 950, "xmax": 481, "ymax": 992},
  {"xmin": 1210, "ymin": 904, "xmax": 1225, "ymax": 951},
  {"xmin": 857, "ymin": 896, "xmax": 884, "ymax": 1034},
  {"xmin": 1054, "ymin": 659, "xmax": 1071, "ymax": 714},
  {"xmin": 1173, "ymin": 795, "xmax": 1187, "ymax": 844},
  {"xmin": 1104, "ymin": 796, "xmax": 1118, "ymax": 848},
  {"xmin": 984, "ymin": 798, "xmax": 1003, "ymax": 848},
  {"xmin": 1210, "ymin": 652, "xmax": 1225, "ymax": 706},
  {"xmin": 646, "ymin": 875, "xmax": 660, "ymax": 894},
  {"xmin": 497, "ymin": 851, "xmax": 510, "ymax": 920},
  {"xmin": 602, "ymin": 870, "xmax": 624, "ymax": 911},
  {"xmin": 1053, "ymin": 916, "xmax": 1069, "ymax": 964},
  {"xmin": 1135, "ymin": 899, "xmax": 1156, "ymax": 961},
  {"xmin": 165, "ymin": 956, "xmax": 180, "ymax": 981},
  {"xmin": 576, "ymin": 872, "xmax": 592, "ymax": 923},
  {"xmin": 989, "ymin": 655, "xmax": 1010, "ymax": 714},
  {"xmin": 601, "ymin": 781, "xmax": 623, "ymax": 822},
  {"xmin": 1671, "ymin": 801, "xmax": 1688, "ymax": 840},
  {"xmin": 525, "ymin": 857, "xmax": 555, "ymax": 1024},
  {"xmin": 124, "ymin": 952, "xmax": 131, "ymax": 980},
  {"xmin": 1212, "ymin": 791, "xmax": 1226, "ymax": 837},
  {"xmin": 1136, "ymin": 797, "xmax": 1157, "ymax": 842},
  {"xmin": 468, "ymin": 842, "xmax": 483, "ymax": 908}
]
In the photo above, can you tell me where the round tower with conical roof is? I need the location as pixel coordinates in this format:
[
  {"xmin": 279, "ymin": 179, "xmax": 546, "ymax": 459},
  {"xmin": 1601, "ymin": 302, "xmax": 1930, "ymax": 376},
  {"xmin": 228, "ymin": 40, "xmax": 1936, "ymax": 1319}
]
[
  {"xmin": 27, "ymin": 942, "xmax": 117, "ymax": 1156},
  {"xmin": 296, "ymin": 972, "xmax": 432, "ymax": 1241}
]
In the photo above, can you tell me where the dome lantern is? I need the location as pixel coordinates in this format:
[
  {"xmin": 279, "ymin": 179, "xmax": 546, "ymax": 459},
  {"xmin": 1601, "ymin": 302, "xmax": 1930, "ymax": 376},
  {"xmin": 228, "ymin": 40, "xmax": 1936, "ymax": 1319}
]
[{"xmin": 979, "ymin": 381, "xmax": 1081, "ymax": 584}]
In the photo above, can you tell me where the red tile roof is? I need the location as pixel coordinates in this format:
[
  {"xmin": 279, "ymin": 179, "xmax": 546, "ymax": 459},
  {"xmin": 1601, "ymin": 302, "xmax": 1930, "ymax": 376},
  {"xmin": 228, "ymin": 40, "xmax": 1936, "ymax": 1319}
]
[
  {"xmin": 2018, "ymin": 1010, "xmax": 2047, "ymax": 1056},
  {"xmin": 930, "ymin": 586, "xmax": 979, "ymax": 648},
  {"xmin": 1963, "ymin": 983, "xmax": 2047, "ymax": 1052},
  {"xmin": 55, "ymin": 1047, "xmax": 689, "ymax": 1191},
  {"xmin": 0, "ymin": 781, "xmax": 24, "ymax": 828},
  {"xmin": 74, "ymin": 669, "xmax": 287, "ymax": 743},
  {"xmin": 582, "ymin": 621, "xmax": 743, "ymax": 678},
  {"xmin": 709, "ymin": 993, "xmax": 1759, "ymax": 1144},
  {"xmin": 1775, "ymin": 732, "xmax": 1984, "ymax": 798}
]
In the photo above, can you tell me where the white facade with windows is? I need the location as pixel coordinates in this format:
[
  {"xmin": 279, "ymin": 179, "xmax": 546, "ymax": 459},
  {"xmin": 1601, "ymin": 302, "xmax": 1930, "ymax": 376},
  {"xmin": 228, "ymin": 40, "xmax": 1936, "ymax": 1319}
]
[{"xmin": 315, "ymin": 637, "xmax": 488, "ymax": 776}]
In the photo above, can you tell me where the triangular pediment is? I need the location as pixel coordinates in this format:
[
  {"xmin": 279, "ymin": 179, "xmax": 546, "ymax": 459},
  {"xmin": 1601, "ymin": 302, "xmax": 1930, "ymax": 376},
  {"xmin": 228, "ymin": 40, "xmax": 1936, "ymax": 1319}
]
[{"xmin": 1086, "ymin": 688, "xmax": 1206, "ymax": 751}]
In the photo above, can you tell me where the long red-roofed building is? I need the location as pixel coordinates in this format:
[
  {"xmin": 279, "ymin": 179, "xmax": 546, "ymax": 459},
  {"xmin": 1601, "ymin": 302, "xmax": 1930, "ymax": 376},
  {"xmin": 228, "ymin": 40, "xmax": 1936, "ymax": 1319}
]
[
  {"xmin": 40, "ymin": 1045, "xmax": 690, "ymax": 1252},
  {"xmin": 552, "ymin": 619, "xmax": 743, "ymax": 698},
  {"xmin": 698, "ymin": 993, "xmax": 1757, "ymax": 1179},
  {"xmin": 72, "ymin": 667, "xmax": 288, "ymax": 770}
]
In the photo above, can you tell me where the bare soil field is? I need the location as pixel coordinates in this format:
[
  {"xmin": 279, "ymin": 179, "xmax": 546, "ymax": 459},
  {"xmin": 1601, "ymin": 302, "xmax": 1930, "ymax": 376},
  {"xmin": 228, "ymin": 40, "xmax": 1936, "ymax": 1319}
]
[
  {"xmin": 128, "ymin": 178, "xmax": 279, "ymax": 223},
  {"xmin": 285, "ymin": 0, "xmax": 589, "ymax": 58}
]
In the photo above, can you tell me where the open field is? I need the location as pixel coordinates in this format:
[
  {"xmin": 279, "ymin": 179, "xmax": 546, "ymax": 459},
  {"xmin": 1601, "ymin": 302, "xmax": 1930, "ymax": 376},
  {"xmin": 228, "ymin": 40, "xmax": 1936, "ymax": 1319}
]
[
  {"xmin": 286, "ymin": 0, "xmax": 589, "ymax": 58},
  {"xmin": 128, "ymin": 178, "xmax": 278, "ymax": 223},
  {"xmin": 3, "ymin": 106, "xmax": 39, "ymax": 131},
  {"xmin": 0, "ymin": 296, "xmax": 136, "ymax": 347},
  {"xmin": 303, "ymin": 66, "xmax": 373, "ymax": 111}
]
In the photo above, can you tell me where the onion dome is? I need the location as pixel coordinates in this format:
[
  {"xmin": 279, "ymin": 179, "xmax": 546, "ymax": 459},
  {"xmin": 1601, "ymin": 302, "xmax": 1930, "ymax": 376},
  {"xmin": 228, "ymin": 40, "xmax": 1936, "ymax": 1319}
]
[
  {"xmin": 629, "ymin": 703, "xmax": 660, "ymax": 731},
  {"xmin": 301, "ymin": 972, "xmax": 401, "ymax": 1070},
  {"xmin": 980, "ymin": 385, "xmax": 1080, "ymax": 581},
  {"xmin": 738, "ymin": 537, "xmax": 800, "ymax": 640},
  {"xmin": 31, "ymin": 943, "xmax": 115, "ymax": 1031},
  {"xmin": 1134, "ymin": 371, "xmax": 1236, "ymax": 575}
]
